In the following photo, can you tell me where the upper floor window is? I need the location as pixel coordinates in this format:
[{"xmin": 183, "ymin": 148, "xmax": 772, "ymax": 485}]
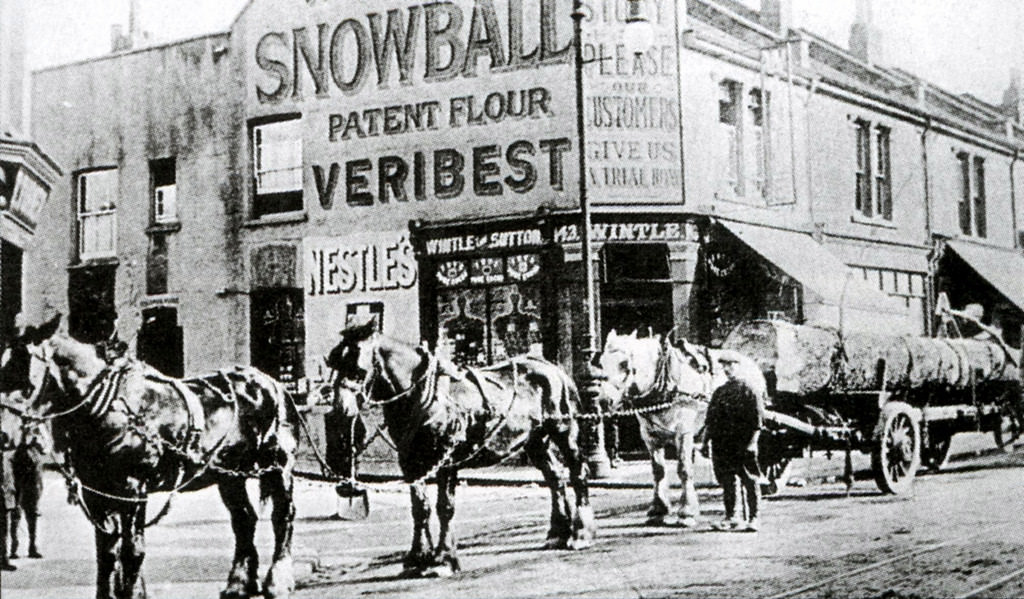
[
  {"xmin": 252, "ymin": 117, "xmax": 303, "ymax": 218},
  {"xmin": 748, "ymin": 88, "xmax": 770, "ymax": 198},
  {"xmin": 719, "ymin": 80, "xmax": 742, "ymax": 195},
  {"xmin": 151, "ymin": 158, "xmax": 177, "ymax": 224},
  {"xmin": 854, "ymin": 119, "xmax": 892, "ymax": 221},
  {"xmin": 77, "ymin": 168, "xmax": 118, "ymax": 260},
  {"xmin": 957, "ymin": 152, "xmax": 987, "ymax": 237}
]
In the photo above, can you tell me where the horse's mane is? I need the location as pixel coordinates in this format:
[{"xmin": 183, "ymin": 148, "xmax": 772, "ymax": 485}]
[{"xmin": 49, "ymin": 334, "xmax": 106, "ymax": 382}]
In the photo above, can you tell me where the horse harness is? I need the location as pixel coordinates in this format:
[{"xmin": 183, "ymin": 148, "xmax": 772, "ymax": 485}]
[{"xmin": 616, "ymin": 343, "xmax": 711, "ymax": 412}]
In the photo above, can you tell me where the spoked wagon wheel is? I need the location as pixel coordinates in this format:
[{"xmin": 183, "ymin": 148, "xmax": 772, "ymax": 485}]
[
  {"xmin": 993, "ymin": 401, "xmax": 1023, "ymax": 453},
  {"xmin": 871, "ymin": 402, "xmax": 921, "ymax": 494}
]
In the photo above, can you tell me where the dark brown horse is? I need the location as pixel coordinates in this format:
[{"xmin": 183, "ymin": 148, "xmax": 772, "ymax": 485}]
[
  {"xmin": 6, "ymin": 319, "xmax": 297, "ymax": 599},
  {"xmin": 331, "ymin": 320, "xmax": 595, "ymax": 577}
]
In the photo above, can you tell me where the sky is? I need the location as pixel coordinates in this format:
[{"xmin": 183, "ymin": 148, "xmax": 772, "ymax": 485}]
[{"xmin": 22, "ymin": 0, "xmax": 1024, "ymax": 105}]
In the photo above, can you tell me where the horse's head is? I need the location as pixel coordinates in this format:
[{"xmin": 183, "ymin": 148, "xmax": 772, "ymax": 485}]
[
  {"xmin": 596, "ymin": 330, "xmax": 710, "ymax": 409},
  {"xmin": 0, "ymin": 313, "xmax": 62, "ymax": 396}
]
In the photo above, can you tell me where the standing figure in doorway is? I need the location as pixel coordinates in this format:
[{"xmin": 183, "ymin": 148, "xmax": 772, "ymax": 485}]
[
  {"xmin": 701, "ymin": 350, "xmax": 765, "ymax": 532},
  {"xmin": 10, "ymin": 420, "xmax": 46, "ymax": 560}
]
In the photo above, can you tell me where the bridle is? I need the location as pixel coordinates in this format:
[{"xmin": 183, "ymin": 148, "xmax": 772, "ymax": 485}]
[
  {"xmin": 337, "ymin": 335, "xmax": 440, "ymax": 409},
  {"xmin": 603, "ymin": 341, "xmax": 712, "ymax": 408},
  {"xmin": 0, "ymin": 343, "xmax": 91, "ymax": 422}
]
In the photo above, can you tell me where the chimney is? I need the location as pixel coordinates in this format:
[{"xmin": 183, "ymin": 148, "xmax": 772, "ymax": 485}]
[
  {"xmin": 850, "ymin": 0, "xmax": 883, "ymax": 64},
  {"xmin": 760, "ymin": 0, "xmax": 792, "ymax": 35},
  {"xmin": 111, "ymin": 24, "xmax": 130, "ymax": 52},
  {"xmin": 1002, "ymin": 68, "xmax": 1023, "ymax": 123},
  {"xmin": 128, "ymin": 0, "xmax": 141, "ymax": 48}
]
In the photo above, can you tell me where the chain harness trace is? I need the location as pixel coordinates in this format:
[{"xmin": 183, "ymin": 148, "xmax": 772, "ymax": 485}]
[{"xmin": 3, "ymin": 335, "xmax": 713, "ymax": 532}]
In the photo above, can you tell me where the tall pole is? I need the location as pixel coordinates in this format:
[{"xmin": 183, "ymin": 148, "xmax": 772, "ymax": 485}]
[{"xmin": 572, "ymin": 0, "xmax": 611, "ymax": 478}]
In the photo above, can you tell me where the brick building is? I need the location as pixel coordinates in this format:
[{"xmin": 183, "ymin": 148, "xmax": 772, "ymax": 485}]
[{"xmin": 23, "ymin": 0, "xmax": 1024, "ymax": 403}]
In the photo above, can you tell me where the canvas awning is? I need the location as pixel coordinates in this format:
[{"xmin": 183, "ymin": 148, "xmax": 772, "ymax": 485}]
[
  {"xmin": 945, "ymin": 240, "xmax": 1024, "ymax": 314},
  {"xmin": 717, "ymin": 220, "xmax": 911, "ymax": 331}
]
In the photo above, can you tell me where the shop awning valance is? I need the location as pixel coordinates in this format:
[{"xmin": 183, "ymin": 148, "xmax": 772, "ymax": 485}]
[
  {"xmin": 945, "ymin": 240, "xmax": 1024, "ymax": 314},
  {"xmin": 717, "ymin": 219, "xmax": 908, "ymax": 322}
]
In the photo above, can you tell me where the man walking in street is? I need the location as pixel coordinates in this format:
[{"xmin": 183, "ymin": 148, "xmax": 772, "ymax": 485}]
[{"xmin": 702, "ymin": 350, "xmax": 765, "ymax": 532}]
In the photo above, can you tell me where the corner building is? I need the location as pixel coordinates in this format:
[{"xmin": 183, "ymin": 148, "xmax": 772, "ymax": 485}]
[{"xmin": 26, "ymin": 0, "xmax": 1024, "ymax": 407}]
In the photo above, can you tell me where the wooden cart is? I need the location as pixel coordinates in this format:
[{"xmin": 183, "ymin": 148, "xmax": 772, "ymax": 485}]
[{"xmin": 722, "ymin": 310, "xmax": 1023, "ymax": 495}]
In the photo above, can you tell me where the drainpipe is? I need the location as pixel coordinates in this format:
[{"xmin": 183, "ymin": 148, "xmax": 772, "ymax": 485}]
[
  {"xmin": 803, "ymin": 75, "xmax": 819, "ymax": 227},
  {"xmin": 921, "ymin": 115, "xmax": 935, "ymax": 335},
  {"xmin": 1011, "ymin": 148, "xmax": 1020, "ymax": 249},
  {"xmin": 785, "ymin": 38, "xmax": 798, "ymax": 206}
]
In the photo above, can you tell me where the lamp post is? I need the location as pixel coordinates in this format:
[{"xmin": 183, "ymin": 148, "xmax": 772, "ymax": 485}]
[
  {"xmin": 572, "ymin": 0, "xmax": 654, "ymax": 478},
  {"xmin": 570, "ymin": 0, "xmax": 611, "ymax": 478}
]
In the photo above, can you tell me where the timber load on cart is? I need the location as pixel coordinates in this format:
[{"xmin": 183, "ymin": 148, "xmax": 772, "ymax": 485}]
[{"xmin": 722, "ymin": 319, "xmax": 1024, "ymax": 495}]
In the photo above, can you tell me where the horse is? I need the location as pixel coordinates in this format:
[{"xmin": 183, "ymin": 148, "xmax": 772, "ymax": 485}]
[
  {"xmin": 330, "ymin": 319, "xmax": 595, "ymax": 578},
  {"xmin": 5, "ymin": 317, "xmax": 298, "ymax": 599},
  {"xmin": 595, "ymin": 330, "xmax": 766, "ymax": 527}
]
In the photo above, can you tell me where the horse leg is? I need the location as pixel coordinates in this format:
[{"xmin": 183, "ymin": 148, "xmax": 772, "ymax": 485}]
[
  {"xmin": 8, "ymin": 503, "xmax": 20, "ymax": 558},
  {"xmin": 116, "ymin": 503, "xmax": 147, "ymax": 599},
  {"xmin": 551, "ymin": 423, "xmax": 595, "ymax": 550},
  {"xmin": 91, "ymin": 507, "xmax": 121, "ymax": 599},
  {"xmin": 217, "ymin": 478, "xmax": 260, "ymax": 598},
  {"xmin": 645, "ymin": 444, "xmax": 673, "ymax": 525},
  {"xmin": 262, "ymin": 464, "xmax": 296, "ymax": 599},
  {"xmin": 428, "ymin": 468, "xmax": 459, "ymax": 577},
  {"xmin": 525, "ymin": 430, "xmax": 571, "ymax": 549},
  {"xmin": 675, "ymin": 415, "xmax": 700, "ymax": 528},
  {"xmin": 403, "ymin": 482, "xmax": 434, "ymax": 576}
]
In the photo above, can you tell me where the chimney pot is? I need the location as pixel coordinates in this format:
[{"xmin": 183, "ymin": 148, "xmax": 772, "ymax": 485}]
[{"xmin": 761, "ymin": 0, "xmax": 792, "ymax": 35}]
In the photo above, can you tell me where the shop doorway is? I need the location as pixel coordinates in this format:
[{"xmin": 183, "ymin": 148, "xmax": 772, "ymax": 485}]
[
  {"xmin": 68, "ymin": 264, "xmax": 117, "ymax": 344},
  {"xmin": 137, "ymin": 307, "xmax": 183, "ymax": 377},
  {"xmin": 1, "ymin": 240, "xmax": 23, "ymax": 337},
  {"xmin": 599, "ymin": 243, "xmax": 674, "ymax": 460},
  {"xmin": 250, "ymin": 288, "xmax": 305, "ymax": 392},
  {"xmin": 600, "ymin": 244, "xmax": 674, "ymax": 338}
]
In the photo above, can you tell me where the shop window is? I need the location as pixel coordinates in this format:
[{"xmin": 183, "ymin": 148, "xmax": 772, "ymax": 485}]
[
  {"xmin": 146, "ymin": 233, "xmax": 169, "ymax": 296},
  {"xmin": 719, "ymin": 80, "xmax": 742, "ymax": 195},
  {"xmin": 435, "ymin": 253, "xmax": 544, "ymax": 365},
  {"xmin": 151, "ymin": 157, "xmax": 177, "ymax": 224},
  {"xmin": 250, "ymin": 288, "xmax": 305, "ymax": 391},
  {"xmin": 252, "ymin": 116, "xmax": 303, "ymax": 217},
  {"xmin": 957, "ymin": 152, "xmax": 987, "ymax": 238},
  {"xmin": 76, "ymin": 168, "xmax": 118, "ymax": 260}
]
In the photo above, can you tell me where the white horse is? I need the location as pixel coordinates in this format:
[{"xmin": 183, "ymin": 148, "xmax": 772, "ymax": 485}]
[{"xmin": 596, "ymin": 331, "xmax": 766, "ymax": 526}]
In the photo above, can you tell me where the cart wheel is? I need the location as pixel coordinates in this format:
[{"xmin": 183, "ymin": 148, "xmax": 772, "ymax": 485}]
[
  {"xmin": 922, "ymin": 434, "xmax": 951, "ymax": 472},
  {"xmin": 871, "ymin": 402, "xmax": 921, "ymax": 494},
  {"xmin": 993, "ymin": 405, "xmax": 1022, "ymax": 453}
]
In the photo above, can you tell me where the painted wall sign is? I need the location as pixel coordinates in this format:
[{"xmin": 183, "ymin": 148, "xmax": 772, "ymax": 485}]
[
  {"xmin": 245, "ymin": 0, "xmax": 578, "ymax": 214},
  {"xmin": 306, "ymin": 235, "xmax": 417, "ymax": 295},
  {"xmin": 302, "ymin": 232, "xmax": 420, "ymax": 385},
  {"xmin": 554, "ymin": 221, "xmax": 700, "ymax": 243},
  {"xmin": 424, "ymin": 228, "xmax": 543, "ymax": 255},
  {"xmin": 582, "ymin": 0, "xmax": 684, "ymax": 204}
]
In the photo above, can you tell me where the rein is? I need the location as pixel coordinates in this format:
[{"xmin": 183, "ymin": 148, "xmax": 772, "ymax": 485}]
[{"xmin": 612, "ymin": 344, "xmax": 711, "ymax": 414}]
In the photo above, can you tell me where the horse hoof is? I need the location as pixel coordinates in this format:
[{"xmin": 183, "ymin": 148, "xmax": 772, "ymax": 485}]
[
  {"xmin": 264, "ymin": 557, "xmax": 295, "ymax": 599},
  {"xmin": 422, "ymin": 564, "xmax": 454, "ymax": 578},
  {"xmin": 662, "ymin": 514, "xmax": 680, "ymax": 526},
  {"xmin": 543, "ymin": 537, "xmax": 568, "ymax": 550},
  {"xmin": 678, "ymin": 517, "xmax": 698, "ymax": 529},
  {"xmin": 567, "ymin": 537, "xmax": 592, "ymax": 551}
]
